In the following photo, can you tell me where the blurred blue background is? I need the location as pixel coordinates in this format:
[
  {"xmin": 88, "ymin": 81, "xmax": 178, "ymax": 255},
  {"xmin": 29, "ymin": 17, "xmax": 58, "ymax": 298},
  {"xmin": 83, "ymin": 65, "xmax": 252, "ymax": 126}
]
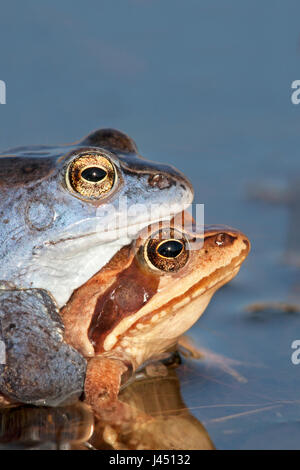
[{"xmin": 1, "ymin": 0, "xmax": 300, "ymax": 449}]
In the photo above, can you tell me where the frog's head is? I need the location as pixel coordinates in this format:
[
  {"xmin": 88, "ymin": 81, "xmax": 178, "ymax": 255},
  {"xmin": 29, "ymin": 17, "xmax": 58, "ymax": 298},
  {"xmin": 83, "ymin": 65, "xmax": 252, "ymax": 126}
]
[
  {"xmin": 0, "ymin": 129, "xmax": 193, "ymax": 307},
  {"xmin": 62, "ymin": 212, "xmax": 250, "ymax": 367}
]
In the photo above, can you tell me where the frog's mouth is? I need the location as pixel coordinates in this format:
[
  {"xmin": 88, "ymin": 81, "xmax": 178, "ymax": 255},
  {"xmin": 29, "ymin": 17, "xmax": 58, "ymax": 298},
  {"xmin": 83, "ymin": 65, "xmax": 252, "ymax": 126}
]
[
  {"xmin": 102, "ymin": 247, "xmax": 249, "ymax": 353},
  {"xmin": 45, "ymin": 217, "xmax": 173, "ymax": 248},
  {"xmin": 98, "ymin": 260, "xmax": 246, "ymax": 367}
]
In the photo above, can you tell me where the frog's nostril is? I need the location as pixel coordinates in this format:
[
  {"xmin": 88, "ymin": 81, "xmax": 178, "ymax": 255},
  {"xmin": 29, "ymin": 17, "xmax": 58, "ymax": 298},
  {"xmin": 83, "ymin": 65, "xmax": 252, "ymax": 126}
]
[
  {"xmin": 148, "ymin": 174, "xmax": 173, "ymax": 190},
  {"xmin": 243, "ymin": 238, "xmax": 251, "ymax": 253}
]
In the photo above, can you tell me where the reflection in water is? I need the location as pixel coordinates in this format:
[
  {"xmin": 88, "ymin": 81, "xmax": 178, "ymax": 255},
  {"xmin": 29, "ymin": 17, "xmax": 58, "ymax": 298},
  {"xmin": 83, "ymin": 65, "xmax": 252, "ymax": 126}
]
[
  {"xmin": 0, "ymin": 402, "xmax": 94, "ymax": 450},
  {"xmin": 91, "ymin": 366, "xmax": 214, "ymax": 450},
  {"xmin": 0, "ymin": 366, "xmax": 214, "ymax": 450}
]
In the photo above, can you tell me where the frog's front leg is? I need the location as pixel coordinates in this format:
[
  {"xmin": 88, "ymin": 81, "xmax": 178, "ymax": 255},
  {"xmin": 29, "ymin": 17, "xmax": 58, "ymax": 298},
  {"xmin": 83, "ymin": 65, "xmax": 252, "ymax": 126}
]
[
  {"xmin": 84, "ymin": 356, "xmax": 130, "ymax": 421},
  {"xmin": 0, "ymin": 288, "xmax": 87, "ymax": 406}
]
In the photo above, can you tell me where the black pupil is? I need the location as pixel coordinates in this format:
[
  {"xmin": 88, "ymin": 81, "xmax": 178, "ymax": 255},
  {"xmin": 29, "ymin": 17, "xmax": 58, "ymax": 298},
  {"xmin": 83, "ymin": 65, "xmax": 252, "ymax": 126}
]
[
  {"xmin": 81, "ymin": 167, "xmax": 107, "ymax": 182},
  {"xmin": 157, "ymin": 240, "xmax": 183, "ymax": 258}
]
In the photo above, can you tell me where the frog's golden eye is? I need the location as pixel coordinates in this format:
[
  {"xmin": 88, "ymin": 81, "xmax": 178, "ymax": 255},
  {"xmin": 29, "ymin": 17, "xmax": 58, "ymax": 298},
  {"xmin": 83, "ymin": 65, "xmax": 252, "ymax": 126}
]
[
  {"xmin": 66, "ymin": 153, "xmax": 116, "ymax": 198},
  {"xmin": 144, "ymin": 229, "xmax": 189, "ymax": 273}
]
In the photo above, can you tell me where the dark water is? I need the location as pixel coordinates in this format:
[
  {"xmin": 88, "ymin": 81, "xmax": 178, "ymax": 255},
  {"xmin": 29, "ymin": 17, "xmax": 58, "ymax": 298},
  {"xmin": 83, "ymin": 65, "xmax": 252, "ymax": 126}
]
[{"xmin": 1, "ymin": 0, "xmax": 300, "ymax": 450}]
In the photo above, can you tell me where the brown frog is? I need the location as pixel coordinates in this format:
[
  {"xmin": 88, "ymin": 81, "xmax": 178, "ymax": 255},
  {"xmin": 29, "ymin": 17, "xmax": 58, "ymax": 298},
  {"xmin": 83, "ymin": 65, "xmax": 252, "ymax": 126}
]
[{"xmin": 61, "ymin": 212, "xmax": 250, "ymax": 417}]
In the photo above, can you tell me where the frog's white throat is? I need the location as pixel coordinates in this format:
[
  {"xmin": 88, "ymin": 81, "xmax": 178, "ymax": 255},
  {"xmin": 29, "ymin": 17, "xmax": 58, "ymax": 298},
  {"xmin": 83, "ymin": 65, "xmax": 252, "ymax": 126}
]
[
  {"xmin": 19, "ymin": 235, "xmax": 131, "ymax": 308},
  {"xmin": 17, "ymin": 215, "xmax": 175, "ymax": 308}
]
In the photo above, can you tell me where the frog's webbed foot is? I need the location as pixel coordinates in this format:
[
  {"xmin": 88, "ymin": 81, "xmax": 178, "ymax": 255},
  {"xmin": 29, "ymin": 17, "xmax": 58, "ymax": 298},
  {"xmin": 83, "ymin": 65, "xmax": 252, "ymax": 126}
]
[{"xmin": 0, "ymin": 288, "xmax": 86, "ymax": 406}]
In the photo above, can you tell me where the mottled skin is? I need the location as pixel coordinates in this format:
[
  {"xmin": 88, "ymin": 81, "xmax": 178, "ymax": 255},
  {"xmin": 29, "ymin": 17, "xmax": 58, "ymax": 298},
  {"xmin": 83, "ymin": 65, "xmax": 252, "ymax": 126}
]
[
  {"xmin": 0, "ymin": 128, "xmax": 193, "ymax": 308},
  {"xmin": 0, "ymin": 289, "xmax": 86, "ymax": 406},
  {"xmin": 61, "ymin": 213, "xmax": 250, "ymax": 417}
]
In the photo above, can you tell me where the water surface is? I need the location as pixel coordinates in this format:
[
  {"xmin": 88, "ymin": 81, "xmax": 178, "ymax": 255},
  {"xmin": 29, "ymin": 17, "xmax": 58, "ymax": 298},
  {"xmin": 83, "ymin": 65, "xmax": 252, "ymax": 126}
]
[{"xmin": 0, "ymin": 0, "xmax": 300, "ymax": 449}]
